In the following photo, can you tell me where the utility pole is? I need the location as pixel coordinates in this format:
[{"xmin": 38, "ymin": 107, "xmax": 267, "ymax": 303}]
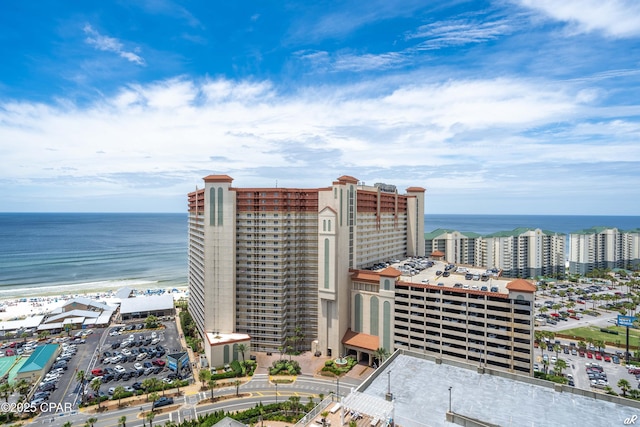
[{"xmin": 448, "ymin": 386, "xmax": 452, "ymax": 413}]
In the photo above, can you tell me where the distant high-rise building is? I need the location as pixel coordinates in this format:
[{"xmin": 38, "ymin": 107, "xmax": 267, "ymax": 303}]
[
  {"xmin": 187, "ymin": 175, "xmax": 425, "ymax": 364},
  {"xmin": 424, "ymin": 228, "xmax": 565, "ymax": 278},
  {"xmin": 569, "ymin": 227, "xmax": 640, "ymax": 274}
]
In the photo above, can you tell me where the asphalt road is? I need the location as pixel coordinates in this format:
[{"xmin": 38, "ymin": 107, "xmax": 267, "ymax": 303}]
[{"xmin": 38, "ymin": 373, "xmax": 362, "ymax": 427}]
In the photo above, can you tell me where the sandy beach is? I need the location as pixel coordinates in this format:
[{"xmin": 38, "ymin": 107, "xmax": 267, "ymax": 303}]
[{"xmin": 0, "ymin": 285, "xmax": 188, "ymax": 323}]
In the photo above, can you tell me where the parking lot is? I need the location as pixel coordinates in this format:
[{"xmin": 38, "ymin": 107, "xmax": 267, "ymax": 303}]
[
  {"xmin": 534, "ymin": 338, "xmax": 640, "ymax": 394},
  {"xmin": 86, "ymin": 320, "xmax": 188, "ymax": 400}
]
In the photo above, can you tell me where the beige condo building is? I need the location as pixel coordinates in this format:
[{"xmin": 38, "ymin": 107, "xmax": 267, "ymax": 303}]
[{"xmin": 188, "ymin": 175, "xmax": 425, "ymax": 363}]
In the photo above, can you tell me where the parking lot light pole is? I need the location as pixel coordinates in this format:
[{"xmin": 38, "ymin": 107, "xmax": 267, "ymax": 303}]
[{"xmin": 448, "ymin": 387, "xmax": 452, "ymax": 413}]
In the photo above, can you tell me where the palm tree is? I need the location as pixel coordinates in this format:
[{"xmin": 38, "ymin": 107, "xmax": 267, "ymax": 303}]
[
  {"xmin": 554, "ymin": 359, "xmax": 567, "ymax": 376},
  {"xmin": 207, "ymin": 378, "xmax": 217, "ymax": 402},
  {"xmin": 553, "ymin": 344, "xmax": 562, "ymax": 359},
  {"xmin": 62, "ymin": 422, "xmax": 72, "ymax": 427},
  {"xmin": 118, "ymin": 415, "xmax": 127, "ymax": 427},
  {"xmin": 320, "ymin": 411, "xmax": 330, "ymax": 427},
  {"xmin": 15, "ymin": 378, "xmax": 30, "ymax": 401},
  {"xmin": 113, "ymin": 386, "xmax": 126, "ymax": 407},
  {"xmin": 234, "ymin": 379, "xmax": 241, "ymax": 397},
  {"xmin": 149, "ymin": 392, "xmax": 159, "ymax": 412},
  {"xmin": 374, "ymin": 347, "xmax": 390, "ymax": 365},
  {"xmin": 237, "ymin": 343, "xmax": 247, "ymax": 363},
  {"xmin": 0, "ymin": 382, "xmax": 13, "ymax": 402},
  {"xmin": 198, "ymin": 369, "xmax": 211, "ymax": 388},
  {"xmin": 618, "ymin": 379, "xmax": 631, "ymax": 397},
  {"xmin": 146, "ymin": 411, "xmax": 155, "ymax": 427},
  {"xmin": 76, "ymin": 370, "xmax": 87, "ymax": 403},
  {"xmin": 90, "ymin": 378, "xmax": 102, "ymax": 409},
  {"xmin": 289, "ymin": 395, "xmax": 301, "ymax": 415},
  {"xmin": 87, "ymin": 417, "xmax": 98, "ymax": 427}
]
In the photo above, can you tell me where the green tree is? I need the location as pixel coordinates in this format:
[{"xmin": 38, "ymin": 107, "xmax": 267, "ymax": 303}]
[
  {"xmin": 146, "ymin": 411, "xmax": 155, "ymax": 427},
  {"xmin": 76, "ymin": 370, "xmax": 88, "ymax": 404},
  {"xmin": 618, "ymin": 379, "xmax": 631, "ymax": 397},
  {"xmin": 320, "ymin": 411, "xmax": 330, "ymax": 427},
  {"xmin": 234, "ymin": 379, "xmax": 241, "ymax": 397},
  {"xmin": 237, "ymin": 343, "xmax": 247, "ymax": 363},
  {"xmin": 149, "ymin": 392, "xmax": 159, "ymax": 412},
  {"xmin": 90, "ymin": 378, "xmax": 102, "ymax": 409},
  {"xmin": 15, "ymin": 378, "xmax": 30, "ymax": 400},
  {"xmin": 113, "ymin": 386, "xmax": 126, "ymax": 407},
  {"xmin": 198, "ymin": 369, "xmax": 211, "ymax": 388},
  {"xmin": 0, "ymin": 382, "xmax": 13, "ymax": 402},
  {"xmin": 145, "ymin": 315, "xmax": 159, "ymax": 329},
  {"xmin": 289, "ymin": 395, "xmax": 301, "ymax": 415},
  {"xmin": 62, "ymin": 422, "xmax": 72, "ymax": 427},
  {"xmin": 87, "ymin": 417, "xmax": 98, "ymax": 427},
  {"xmin": 374, "ymin": 347, "xmax": 390, "ymax": 365},
  {"xmin": 208, "ymin": 378, "xmax": 217, "ymax": 402},
  {"xmin": 118, "ymin": 415, "xmax": 127, "ymax": 427},
  {"xmin": 554, "ymin": 359, "xmax": 567, "ymax": 376}
]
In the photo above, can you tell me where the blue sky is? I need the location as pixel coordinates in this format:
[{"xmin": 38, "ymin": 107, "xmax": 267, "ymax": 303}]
[{"xmin": 1, "ymin": 0, "xmax": 640, "ymax": 214}]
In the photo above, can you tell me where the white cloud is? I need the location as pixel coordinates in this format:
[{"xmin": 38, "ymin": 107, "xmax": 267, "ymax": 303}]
[
  {"xmin": 517, "ymin": 0, "xmax": 640, "ymax": 38},
  {"xmin": 1, "ymin": 76, "xmax": 639, "ymax": 213},
  {"xmin": 83, "ymin": 24, "xmax": 145, "ymax": 65},
  {"xmin": 408, "ymin": 17, "xmax": 513, "ymax": 50}
]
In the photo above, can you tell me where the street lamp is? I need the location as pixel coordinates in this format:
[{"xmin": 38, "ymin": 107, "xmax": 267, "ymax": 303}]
[
  {"xmin": 141, "ymin": 407, "xmax": 145, "ymax": 427},
  {"xmin": 275, "ymin": 382, "xmax": 278, "ymax": 404},
  {"xmin": 336, "ymin": 376, "xmax": 340, "ymax": 399},
  {"xmin": 448, "ymin": 386, "xmax": 452, "ymax": 413}
]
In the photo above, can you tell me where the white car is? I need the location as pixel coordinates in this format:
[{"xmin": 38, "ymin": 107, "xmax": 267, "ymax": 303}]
[
  {"xmin": 114, "ymin": 365, "xmax": 126, "ymax": 374},
  {"xmin": 151, "ymin": 332, "xmax": 157, "ymax": 339},
  {"xmin": 121, "ymin": 349, "xmax": 132, "ymax": 356},
  {"xmin": 109, "ymin": 330, "xmax": 120, "ymax": 336},
  {"xmin": 551, "ymin": 356, "xmax": 557, "ymax": 364},
  {"xmin": 134, "ymin": 363, "xmax": 143, "ymax": 370}
]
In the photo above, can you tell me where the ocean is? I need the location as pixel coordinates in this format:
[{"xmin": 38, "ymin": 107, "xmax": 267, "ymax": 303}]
[
  {"xmin": 0, "ymin": 213, "xmax": 638, "ymax": 299},
  {"xmin": 0, "ymin": 213, "xmax": 188, "ymax": 299}
]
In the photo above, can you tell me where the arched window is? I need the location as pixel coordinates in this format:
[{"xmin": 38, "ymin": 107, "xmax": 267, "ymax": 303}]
[
  {"xmin": 223, "ymin": 345, "xmax": 230, "ymax": 364},
  {"xmin": 354, "ymin": 294, "xmax": 363, "ymax": 332},
  {"xmin": 370, "ymin": 296, "xmax": 379, "ymax": 335},
  {"xmin": 324, "ymin": 239, "xmax": 330, "ymax": 289},
  {"xmin": 217, "ymin": 187, "xmax": 224, "ymax": 225},
  {"xmin": 383, "ymin": 301, "xmax": 391, "ymax": 350},
  {"xmin": 209, "ymin": 188, "xmax": 216, "ymax": 226}
]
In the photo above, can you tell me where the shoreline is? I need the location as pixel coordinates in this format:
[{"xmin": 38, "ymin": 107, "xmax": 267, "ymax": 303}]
[{"xmin": 0, "ymin": 282, "xmax": 188, "ymax": 323}]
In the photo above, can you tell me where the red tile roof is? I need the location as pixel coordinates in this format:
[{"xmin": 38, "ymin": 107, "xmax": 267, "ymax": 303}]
[
  {"xmin": 342, "ymin": 329, "xmax": 379, "ymax": 351},
  {"xmin": 336, "ymin": 175, "xmax": 359, "ymax": 184},
  {"xmin": 350, "ymin": 270, "xmax": 381, "ymax": 283},
  {"xmin": 506, "ymin": 279, "xmax": 537, "ymax": 293},
  {"xmin": 405, "ymin": 186, "xmax": 426, "ymax": 192},
  {"xmin": 379, "ymin": 267, "xmax": 401, "ymax": 278},
  {"xmin": 203, "ymin": 174, "xmax": 233, "ymax": 183},
  {"xmin": 431, "ymin": 250, "xmax": 445, "ymax": 257}
]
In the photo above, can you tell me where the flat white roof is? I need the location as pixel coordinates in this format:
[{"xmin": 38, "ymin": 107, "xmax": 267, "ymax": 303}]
[
  {"xmin": 0, "ymin": 315, "xmax": 45, "ymax": 331},
  {"xmin": 120, "ymin": 294, "xmax": 174, "ymax": 314},
  {"xmin": 359, "ymin": 352, "xmax": 639, "ymax": 427},
  {"xmin": 205, "ymin": 332, "xmax": 250, "ymax": 346}
]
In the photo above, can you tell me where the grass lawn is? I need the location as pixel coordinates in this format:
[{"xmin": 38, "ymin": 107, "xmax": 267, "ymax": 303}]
[{"xmin": 558, "ymin": 325, "xmax": 640, "ymax": 348}]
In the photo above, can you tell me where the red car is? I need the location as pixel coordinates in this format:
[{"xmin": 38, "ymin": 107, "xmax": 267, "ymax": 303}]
[
  {"xmin": 152, "ymin": 359, "xmax": 165, "ymax": 367},
  {"xmin": 579, "ymin": 350, "xmax": 585, "ymax": 357},
  {"xmin": 91, "ymin": 368, "xmax": 104, "ymax": 376},
  {"xmin": 604, "ymin": 355, "xmax": 612, "ymax": 362},
  {"xmin": 595, "ymin": 353, "xmax": 602, "ymax": 360},
  {"xmin": 587, "ymin": 352, "xmax": 593, "ymax": 359}
]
